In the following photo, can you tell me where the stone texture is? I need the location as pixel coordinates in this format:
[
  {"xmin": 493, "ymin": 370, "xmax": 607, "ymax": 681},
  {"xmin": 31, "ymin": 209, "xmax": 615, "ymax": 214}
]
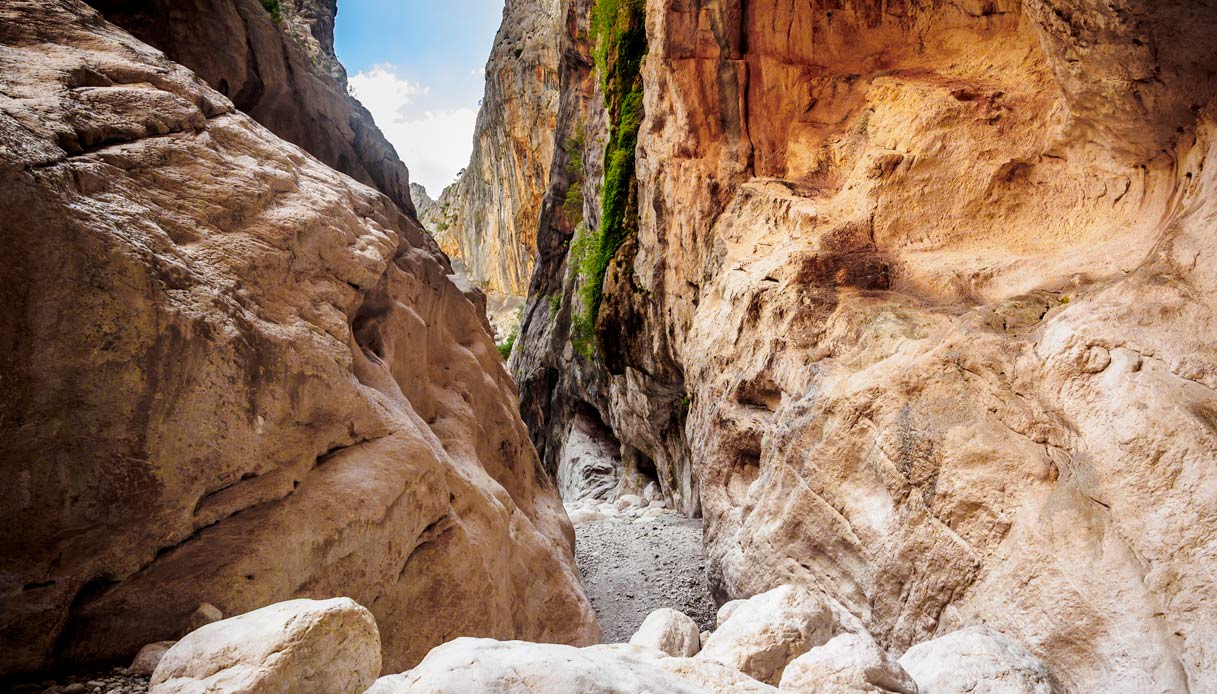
[
  {"xmin": 779, "ymin": 633, "xmax": 917, "ymax": 694},
  {"xmin": 696, "ymin": 585, "xmax": 837, "ymax": 685},
  {"xmin": 149, "ymin": 598, "xmax": 379, "ymax": 694},
  {"xmin": 556, "ymin": 409, "xmax": 621, "ymax": 501},
  {"xmin": 512, "ymin": 0, "xmax": 1217, "ymax": 691},
  {"xmin": 131, "ymin": 642, "xmax": 176, "ymax": 677},
  {"xmin": 365, "ymin": 639, "xmax": 707, "ymax": 694},
  {"xmin": 186, "ymin": 603, "xmax": 222, "ymax": 632},
  {"xmin": 0, "ymin": 0, "xmax": 597, "ymax": 678},
  {"xmin": 86, "ymin": 0, "xmax": 416, "ymax": 217},
  {"xmin": 431, "ymin": 0, "xmax": 563, "ymax": 296},
  {"xmin": 898, "ymin": 627, "xmax": 1058, "ymax": 694},
  {"xmin": 629, "ymin": 607, "xmax": 702, "ymax": 657}
]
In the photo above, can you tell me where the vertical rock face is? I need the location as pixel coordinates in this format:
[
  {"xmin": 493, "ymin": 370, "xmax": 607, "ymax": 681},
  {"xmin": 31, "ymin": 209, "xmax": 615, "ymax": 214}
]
[
  {"xmin": 86, "ymin": 0, "xmax": 416, "ymax": 216},
  {"xmin": 434, "ymin": 0, "xmax": 564, "ymax": 297},
  {"xmin": 0, "ymin": 0, "xmax": 598, "ymax": 678},
  {"xmin": 515, "ymin": 0, "xmax": 1217, "ymax": 690}
]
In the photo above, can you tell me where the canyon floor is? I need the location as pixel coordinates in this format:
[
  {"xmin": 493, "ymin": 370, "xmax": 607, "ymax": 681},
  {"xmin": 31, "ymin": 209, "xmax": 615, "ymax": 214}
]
[{"xmin": 570, "ymin": 501, "xmax": 717, "ymax": 642}]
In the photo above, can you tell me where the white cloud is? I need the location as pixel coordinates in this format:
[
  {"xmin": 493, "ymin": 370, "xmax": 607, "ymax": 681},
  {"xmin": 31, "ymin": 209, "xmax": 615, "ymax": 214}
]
[{"xmin": 349, "ymin": 64, "xmax": 476, "ymax": 194}]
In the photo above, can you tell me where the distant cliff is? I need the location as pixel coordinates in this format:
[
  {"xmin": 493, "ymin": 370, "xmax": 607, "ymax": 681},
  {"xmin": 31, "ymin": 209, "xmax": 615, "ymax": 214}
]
[{"xmin": 431, "ymin": 0, "xmax": 564, "ymax": 296}]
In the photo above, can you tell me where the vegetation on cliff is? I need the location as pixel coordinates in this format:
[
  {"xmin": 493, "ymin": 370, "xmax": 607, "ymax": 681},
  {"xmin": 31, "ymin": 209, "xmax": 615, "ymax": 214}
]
[{"xmin": 570, "ymin": 0, "xmax": 645, "ymax": 358}]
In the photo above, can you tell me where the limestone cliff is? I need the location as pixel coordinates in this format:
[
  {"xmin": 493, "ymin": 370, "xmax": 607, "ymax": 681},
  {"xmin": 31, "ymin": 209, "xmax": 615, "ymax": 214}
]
[
  {"xmin": 87, "ymin": 0, "xmax": 416, "ymax": 217},
  {"xmin": 515, "ymin": 0, "xmax": 1217, "ymax": 690},
  {"xmin": 0, "ymin": 0, "xmax": 598, "ymax": 678},
  {"xmin": 435, "ymin": 0, "xmax": 564, "ymax": 297}
]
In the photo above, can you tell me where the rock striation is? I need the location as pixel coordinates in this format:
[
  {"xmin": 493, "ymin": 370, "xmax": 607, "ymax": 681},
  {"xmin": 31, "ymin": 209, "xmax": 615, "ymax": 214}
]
[
  {"xmin": 510, "ymin": 0, "xmax": 1217, "ymax": 691},
  {"xmin": 0, "ymin": 0, "xmax": 597, "ymax": 678}
]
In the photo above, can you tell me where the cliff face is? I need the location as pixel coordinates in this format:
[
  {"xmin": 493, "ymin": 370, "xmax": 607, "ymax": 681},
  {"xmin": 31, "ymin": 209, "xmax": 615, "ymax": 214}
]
[
  {"xmin": 0, "ymin": 0, "xmax": 598, "ymax": 678},
  {"xmin": 433, "ymin": 0, "xmax": 564, "ymax": 297},
  {"xmin": 86, "ymin": 0, "xmax": 416, "ymax": 217},
  {"xmin": 514, "ymin": 0, "xmax": 1217, "ymax": 690}
]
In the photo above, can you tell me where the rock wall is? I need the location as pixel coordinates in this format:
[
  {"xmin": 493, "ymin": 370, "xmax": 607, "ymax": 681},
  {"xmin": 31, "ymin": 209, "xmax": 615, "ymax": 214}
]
[
  {"xmin": 0, "ymin": 0, "xmax": 598, "ymax": 678},
  {"xmin": 434, "ymin": 0, "xmax": 564, "ymax": 296},
  {"xmin": 86, "ymin": 0, "xmax": 417, "ymax": 217},
  {"xmin": 515, "ymin": 0, "xmax": 1217, "ymax": 690}
]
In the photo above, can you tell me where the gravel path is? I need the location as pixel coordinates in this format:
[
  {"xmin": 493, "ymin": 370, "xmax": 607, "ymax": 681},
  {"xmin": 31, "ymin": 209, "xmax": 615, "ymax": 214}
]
[
  {"xmin": 3, "ymin": 668, "xmax": 148, "ymax": 694},
  {"xmin": 571, "ymin": 502, "xmax": 717, "ymax": 642}
]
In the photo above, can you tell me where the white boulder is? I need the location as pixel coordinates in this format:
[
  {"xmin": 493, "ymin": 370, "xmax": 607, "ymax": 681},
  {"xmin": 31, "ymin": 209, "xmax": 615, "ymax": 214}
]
[
  {"xmin": 779, "ymin": 632, "xmax": 917, "ymax": 693},
  {"xmin": 629, "ymin": 608, "xmax": 702, "ymax": 657},
  {"xmin": 149, "ymin": 597, "xmax": 380, "ymax": 694},
  {"xmin": 717, "ymin": 599, "xmax": 745, "ymax": 627},
  {"xmin": 697, "ymin": 585, "xmax": 836, "ymax": 684},
  {"xmin": 365, "ymin": 638, "xmax": 706, "ymax": 693},
  {"xmin": 898, "ymin": 627, "xmax": 1058, "ymax": 694}
]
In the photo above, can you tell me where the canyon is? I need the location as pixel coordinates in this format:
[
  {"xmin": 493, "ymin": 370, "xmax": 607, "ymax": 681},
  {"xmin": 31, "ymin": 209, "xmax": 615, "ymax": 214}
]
[{"xmin": 2, "ymin": 0, "xmax": 1216, "ymax": 692}]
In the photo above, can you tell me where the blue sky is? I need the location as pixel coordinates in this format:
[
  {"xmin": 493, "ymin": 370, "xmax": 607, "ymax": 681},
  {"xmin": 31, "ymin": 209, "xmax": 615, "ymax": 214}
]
[{"xmin": 335, "ymin": 0, "xmax": 504, "ymax": 194}]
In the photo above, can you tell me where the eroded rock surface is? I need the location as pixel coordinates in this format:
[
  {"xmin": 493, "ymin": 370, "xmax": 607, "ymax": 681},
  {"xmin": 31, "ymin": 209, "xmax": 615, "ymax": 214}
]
[
  {"xmin": 0, "ymin": 0, "xmax": 597, "ymax": 677},
  {"xmin": 511, "ymin": 0, "xmax": 1217, "ymax": 691},
  {"xmin": 86, "ymin": 0, "xmax": 416, "ymax": 217}
]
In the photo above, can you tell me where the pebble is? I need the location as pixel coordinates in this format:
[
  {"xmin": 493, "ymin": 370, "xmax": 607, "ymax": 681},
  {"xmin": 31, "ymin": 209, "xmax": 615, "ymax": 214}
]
[
  {"xmin": 4, "ymin": 668, "xmax": 149, "ymax": 694},
  {"xmin": 573, "ymin": 506, "xmax": 716, "ymax": 643}
]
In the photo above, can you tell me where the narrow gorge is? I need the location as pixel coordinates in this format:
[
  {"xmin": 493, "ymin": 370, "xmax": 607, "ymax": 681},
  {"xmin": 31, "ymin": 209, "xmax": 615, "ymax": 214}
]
[{"xmin": 1, "ymin": 0, "xmax": 1216, "ymax": 693}]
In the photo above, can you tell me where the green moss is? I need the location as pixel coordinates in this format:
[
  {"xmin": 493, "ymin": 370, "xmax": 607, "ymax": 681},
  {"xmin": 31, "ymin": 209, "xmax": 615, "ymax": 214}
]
[
  {"xmin": 259, "ymin": 0, "xmax": 283, "ymax": 24},
  {"xmin": 566, "ymin": 0, "xmax": 646, "ymax": 359},
  {"xmin": 496, "ymin": 307, "xmax": 524, "ymax": 360}
]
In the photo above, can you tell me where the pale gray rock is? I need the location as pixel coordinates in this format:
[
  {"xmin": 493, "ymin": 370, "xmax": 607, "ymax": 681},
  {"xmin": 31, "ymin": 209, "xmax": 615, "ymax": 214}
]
[
  {"xmin": 779, "ymin": 632, "xmax": 917, "ymax": 694},
  {"xmin": 629, "ymin": 608, "xmax": 702, "ymax": 657},
  {"xmin": 149, "ymin": 598, "xmax": 379, "ymax": 694},
  {"xmin": 696, "ymin": 585, "xmax": 837, "ymax": 684},
  {"xmin": 898, "ymin": 627, "xmax": 1058, "ymax": 694}
]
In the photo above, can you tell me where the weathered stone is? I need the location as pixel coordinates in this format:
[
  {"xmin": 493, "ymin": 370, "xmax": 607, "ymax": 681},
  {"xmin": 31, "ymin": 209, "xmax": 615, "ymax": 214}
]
[
  {"xmin": 508, "ymin": 0, "xmax": 1217, "ymax": 691},
  {"xmin": 365, "ymin": 639, "xmax": 706, "ymax": 694},
  {"xmin": 186, "ymin": 604, "xmax": 221, "ymax": 633},
  {"xmin": 0, "ymin": 0, "xmax": 598, "ymax": 677},
  {"xmin": 129, "ymin": 642, "xmax": 176, "ymax": 677},
  {"xmin": 899, "ymin": 628, "xmax": 1058, "ymax": 694},
  {"xmin": 87, "ymin": 0, "xmax": 417, "ymax": 217},
  {"xmin": 149, "ymin": 598, "xmax": 379, "ymax": 694},
  {"xmin": 629, "ymin": 608, "xmax": 702, "ymax": 657},
  {"xmin": 779, "ymin": 633, "xmax": 917, "ymax": 694},
  {"xmin": 696, "ymin": 585, "xmax": 837, "ymax": 684}
]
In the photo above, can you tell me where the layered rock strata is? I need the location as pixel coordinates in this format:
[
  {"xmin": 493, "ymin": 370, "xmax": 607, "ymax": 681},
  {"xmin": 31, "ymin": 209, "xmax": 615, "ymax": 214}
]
[
  {"xmin": 0, "ymin": 0, "xmax": 597, "ymax": 678},
  {"xmin": 512, "ymin": 0, "xmax": 1217, "ymax": 690}
]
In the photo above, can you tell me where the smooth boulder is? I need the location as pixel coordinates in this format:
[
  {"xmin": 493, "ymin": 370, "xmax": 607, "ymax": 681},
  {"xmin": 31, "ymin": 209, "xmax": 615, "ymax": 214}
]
[
  {"xmin": 130, "ymin": 641, "xmax": 176, "ymax": 677},
  {"xmin": 365, "ymin": 638, "xmax": 706, "ymax": 693},
  {"xmin": 696, "ymin": 585, "xmax": 836, "ymax": 684},
  {"xmin": 629, "ymin": 608, "xmax": 702, "ymax": 657},
  {"xmin": 898, "ymin": 627, "xmax": 1058, "ymax": 694},
  {"xmin": 779, "ymin": 633, "xmax": 917, "ymax": 693},
  {"xmin": 149, "ymin": 598, "xmax": 380, "ymax": 694}
]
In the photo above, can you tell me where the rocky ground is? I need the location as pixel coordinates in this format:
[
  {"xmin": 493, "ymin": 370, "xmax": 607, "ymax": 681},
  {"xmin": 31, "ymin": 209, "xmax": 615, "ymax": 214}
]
[
  {"xmin": 569, "ymin": 498, "xmax": 717, "ymax": 642},
  {"xmin": 3, "ymin": 668, "xmax": 148, "ymax": 694}
]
